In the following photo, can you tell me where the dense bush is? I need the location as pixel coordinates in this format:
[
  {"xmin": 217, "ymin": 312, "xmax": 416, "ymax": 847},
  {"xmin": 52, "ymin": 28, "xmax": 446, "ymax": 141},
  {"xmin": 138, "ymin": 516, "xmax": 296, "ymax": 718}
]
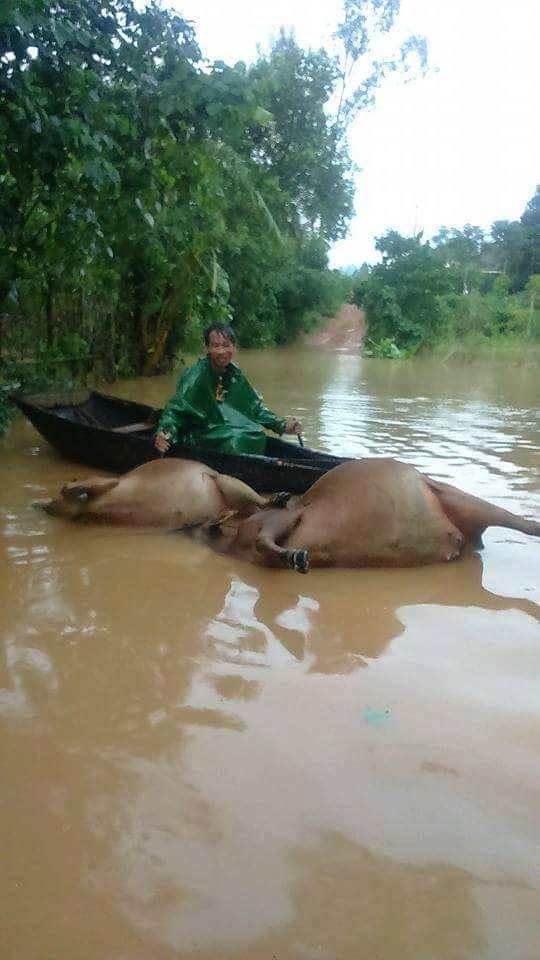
[
  {"xmin": 0, "ymin": 2, "xmax": 360, "ymax": 386},
  {"xmin": 352, "ymin": 190, "xmax": 540, "ymax": 355}
]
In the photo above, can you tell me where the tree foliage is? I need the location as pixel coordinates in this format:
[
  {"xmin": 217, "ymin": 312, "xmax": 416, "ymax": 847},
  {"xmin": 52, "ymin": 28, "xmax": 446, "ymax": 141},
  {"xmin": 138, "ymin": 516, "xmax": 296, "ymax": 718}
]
[
  {"xmin": 3, "ymin": 0, "xmax": 402, "ymax": 388},
  {"xmin": 352, "ymin": 188, "xmax": 540, "ymax": 353},
  {"xmin": 334, "ymin": 0, "xmax": 428, "ymax": 121},
  {"xmin": 0, "ymin": 0, "xmax": 430, "ymax": 430},
  {"xmin": 353, "ymin": 231, "xmax": 455, "ymax": 350}
]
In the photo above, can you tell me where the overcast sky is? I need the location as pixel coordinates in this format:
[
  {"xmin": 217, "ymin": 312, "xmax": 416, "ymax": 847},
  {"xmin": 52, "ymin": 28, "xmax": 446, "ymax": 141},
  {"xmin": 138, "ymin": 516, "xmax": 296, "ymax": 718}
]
[{"xmin": 172, "ymin": 0, "xmax": 538, "ymax": 266}]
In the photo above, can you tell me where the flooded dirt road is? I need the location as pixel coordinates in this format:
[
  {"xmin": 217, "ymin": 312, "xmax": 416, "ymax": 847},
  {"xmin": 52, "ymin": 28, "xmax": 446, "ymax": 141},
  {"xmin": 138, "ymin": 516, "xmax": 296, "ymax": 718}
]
[{"xmin": 1, "ymin": 349, "xmax": 539, "ymax": 959}]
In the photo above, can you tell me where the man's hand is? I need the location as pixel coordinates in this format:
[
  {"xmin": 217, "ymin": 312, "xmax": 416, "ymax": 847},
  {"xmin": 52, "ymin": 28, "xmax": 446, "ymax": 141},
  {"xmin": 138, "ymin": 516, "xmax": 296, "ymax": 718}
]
[
  {"xmin": 283, "ymin": 416, "xmax": 303, "ymax": 436},
  {"xmin": 155, "ymin": 431, "xmax": 171, "ymax": 453}
]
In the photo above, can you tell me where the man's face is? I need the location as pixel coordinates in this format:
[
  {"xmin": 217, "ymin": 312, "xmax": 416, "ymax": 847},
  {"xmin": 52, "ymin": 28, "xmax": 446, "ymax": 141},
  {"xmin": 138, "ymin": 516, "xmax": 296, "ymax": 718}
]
[{"xmin": 206, "ymin": 332, "xmax": 235, "ymax": 371}]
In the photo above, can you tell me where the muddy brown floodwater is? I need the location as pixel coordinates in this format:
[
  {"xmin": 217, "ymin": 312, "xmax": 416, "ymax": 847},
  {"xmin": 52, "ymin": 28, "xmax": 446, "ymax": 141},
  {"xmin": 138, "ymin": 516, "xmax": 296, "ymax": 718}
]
[{"xmin": 1, "ymin": 348, "xmax": 539, "ymax": 960}]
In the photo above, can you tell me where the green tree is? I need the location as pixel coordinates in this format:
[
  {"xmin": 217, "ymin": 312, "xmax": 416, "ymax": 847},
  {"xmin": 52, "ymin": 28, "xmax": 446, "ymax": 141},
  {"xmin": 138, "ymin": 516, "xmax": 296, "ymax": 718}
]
[
  {"xmin": 490, "ymin": 220, "xmax": 529, "ymax": 292},
  {"xmin": 432, "ymin": 225, "xmax": 485, "ymax": 292},
  {"xmin": 334, "ymin": 0, "xmax": 428, "ymax": 121},
  {"xmin": 353, "ymin": 231, "xmax": 456, "ymax": 349},
  {"xmin": 519, "ymin": 186, "xmax": 540, "ymax": 282},
  {"xmin": 488, "ymin": 187, "xmax": 540, "ymax": 293},
  {"xmin": 247, "ymin": 33, "xmax": 354, "ymax": 241}
]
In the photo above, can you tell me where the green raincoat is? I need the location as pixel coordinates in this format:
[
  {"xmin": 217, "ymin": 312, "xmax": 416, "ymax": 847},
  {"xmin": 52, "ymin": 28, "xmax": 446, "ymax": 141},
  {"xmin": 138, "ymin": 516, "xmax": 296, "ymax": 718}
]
[{"xmin": 157, "ymin": 357, "xmax": 286, "ymax": 455}]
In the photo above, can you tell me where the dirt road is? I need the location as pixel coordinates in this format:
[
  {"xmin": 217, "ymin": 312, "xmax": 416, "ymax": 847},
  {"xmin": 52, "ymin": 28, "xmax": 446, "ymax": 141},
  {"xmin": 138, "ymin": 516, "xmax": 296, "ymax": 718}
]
[{"xmin": 304, "ymin": 303, "xmax": 366, "ymax": 353}]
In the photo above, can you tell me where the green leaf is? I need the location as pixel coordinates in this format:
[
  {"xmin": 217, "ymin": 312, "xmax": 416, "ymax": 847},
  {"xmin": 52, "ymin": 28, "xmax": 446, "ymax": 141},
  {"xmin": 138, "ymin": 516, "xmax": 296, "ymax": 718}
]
[
  {"xmin": 14, "ymin": 12, "xmax": 32, "ymax": 33},
  {"xmin": 52, "ymin": 20, "xmax": 72, "ymax": 48},
  {"xmin": 253, "ymin": 106, "xmax": 273, "ymax": 127},
  {"xmin": 76, "ymin": 28, "xmax": 92, "ymax": 48}
]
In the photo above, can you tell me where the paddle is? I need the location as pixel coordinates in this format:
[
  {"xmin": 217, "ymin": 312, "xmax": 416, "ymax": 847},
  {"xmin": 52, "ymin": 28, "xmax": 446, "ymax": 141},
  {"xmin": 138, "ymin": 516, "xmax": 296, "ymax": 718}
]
[{"xmin": 297, "ymin": 432, "xmax": 305, "ymax": 448}]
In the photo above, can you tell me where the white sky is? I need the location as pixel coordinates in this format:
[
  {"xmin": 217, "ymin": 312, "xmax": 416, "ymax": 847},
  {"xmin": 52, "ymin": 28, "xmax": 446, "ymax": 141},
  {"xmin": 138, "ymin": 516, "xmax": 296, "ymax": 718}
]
[{"xmin": 172, "ymin": 0, "xmax": 539, "ymax": 266}]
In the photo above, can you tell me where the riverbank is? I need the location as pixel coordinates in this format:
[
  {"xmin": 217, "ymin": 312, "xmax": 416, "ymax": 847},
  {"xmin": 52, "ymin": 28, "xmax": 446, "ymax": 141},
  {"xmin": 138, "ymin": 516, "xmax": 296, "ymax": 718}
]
[
  {"xmin": 305, "ymin": 306, "xmax": 539, "ymax": 364},
  {"xmin": 430, "ymin": 335, "xmax": 540, "ymax": 365}
]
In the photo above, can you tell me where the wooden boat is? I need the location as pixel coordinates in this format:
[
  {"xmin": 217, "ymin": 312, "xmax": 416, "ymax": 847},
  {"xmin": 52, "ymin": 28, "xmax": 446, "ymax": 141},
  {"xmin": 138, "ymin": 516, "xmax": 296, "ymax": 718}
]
[{"xmin": 13, "ymin": 389, "xmax": 351, "ymax": 494}]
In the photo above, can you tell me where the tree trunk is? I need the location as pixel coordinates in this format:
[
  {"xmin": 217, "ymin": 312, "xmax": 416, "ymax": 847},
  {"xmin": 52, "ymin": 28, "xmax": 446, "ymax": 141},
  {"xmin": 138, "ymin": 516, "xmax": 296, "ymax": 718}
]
[
  {"xmin": 45, "ymin": 274, "xmax": 54, "ymax": 347},
  {"xmin": 527, "ymin": 290, "xmax": 536, "ymax": 340},
  {"xmin": 142, "ymin": 316, "xmax": 174, "ymax": 376}
]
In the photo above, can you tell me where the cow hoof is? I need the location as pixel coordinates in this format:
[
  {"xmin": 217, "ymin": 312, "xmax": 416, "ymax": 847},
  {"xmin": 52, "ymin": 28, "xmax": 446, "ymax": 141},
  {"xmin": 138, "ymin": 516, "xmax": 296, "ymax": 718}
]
[
  {"xmin": 62, "ymin": 485, "xmax": 89, "ymax": 502},
  {"xmin": 444, "ymin": 529, "xmax": 464, "ymax": 561},
  {"xmin": 287, "ymin": 549, "xmax": 310, "ymax": 574},
  {"xmin": 272, "ymin": 491, "xmax": 292, "ymax": 508}
]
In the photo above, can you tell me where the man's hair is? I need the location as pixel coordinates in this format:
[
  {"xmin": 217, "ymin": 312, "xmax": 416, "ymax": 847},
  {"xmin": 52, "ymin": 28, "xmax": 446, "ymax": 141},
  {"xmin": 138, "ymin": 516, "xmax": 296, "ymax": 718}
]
[{"xmin": 203, "ymin": 322, "xmax": 237, "ymax": 345}]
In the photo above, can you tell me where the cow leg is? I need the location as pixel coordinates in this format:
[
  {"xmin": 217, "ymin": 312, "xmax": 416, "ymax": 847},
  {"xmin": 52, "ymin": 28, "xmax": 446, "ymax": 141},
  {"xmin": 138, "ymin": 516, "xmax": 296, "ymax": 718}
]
[
  {"xmin": 426, "ymin": 477, "xmax": 540, "ymax": 541},
  {"xmin": 255, "ymin": 509, "xmax": 310, "ymax": 573},
  {"xmin": 214, "ymin": 474, "xmax": 270, "ymax": 513}
]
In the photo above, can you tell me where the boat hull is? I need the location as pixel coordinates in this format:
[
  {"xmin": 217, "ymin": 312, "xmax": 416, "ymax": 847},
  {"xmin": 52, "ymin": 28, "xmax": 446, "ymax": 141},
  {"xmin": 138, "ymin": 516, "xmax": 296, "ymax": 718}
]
[{"xmin": 14, "ymin": 390, "xmax": 350, "ymax": 494}]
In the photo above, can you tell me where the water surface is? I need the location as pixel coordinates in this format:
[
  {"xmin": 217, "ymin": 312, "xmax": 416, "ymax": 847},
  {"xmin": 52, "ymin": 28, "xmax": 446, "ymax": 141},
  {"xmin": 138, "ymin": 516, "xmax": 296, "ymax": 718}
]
[{"xmin": 1, "ymin": 349, "xmax": 539, "ymax": 959}]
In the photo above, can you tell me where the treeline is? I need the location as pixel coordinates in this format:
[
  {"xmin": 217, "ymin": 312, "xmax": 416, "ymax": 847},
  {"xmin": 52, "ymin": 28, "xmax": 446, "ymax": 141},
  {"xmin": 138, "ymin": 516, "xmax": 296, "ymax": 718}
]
[
  {"xmin": 1, "ymin": 0, "xmax": 360, "ymax": 393},
  {"xmin": 352, "ymin": 188, "xmax": 540, "ymax": 357}
]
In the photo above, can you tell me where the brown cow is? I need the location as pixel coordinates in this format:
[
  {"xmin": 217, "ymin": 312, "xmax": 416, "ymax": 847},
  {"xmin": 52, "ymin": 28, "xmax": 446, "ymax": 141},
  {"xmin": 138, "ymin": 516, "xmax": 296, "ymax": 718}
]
[
  {"xmin": 43, "ymin": 458, "xmax": 274, "ymax": 530},
  {"xmin": 200, "ymin": 458, "xmax": 540, "ymax": 573}
]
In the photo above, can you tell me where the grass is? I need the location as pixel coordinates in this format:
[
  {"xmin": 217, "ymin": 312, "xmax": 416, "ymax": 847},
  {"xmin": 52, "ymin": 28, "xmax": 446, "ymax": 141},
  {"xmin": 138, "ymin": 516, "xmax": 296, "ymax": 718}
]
[{"xmin": 430, "ymin": 335, "xmax": 540, "ymax": 365}]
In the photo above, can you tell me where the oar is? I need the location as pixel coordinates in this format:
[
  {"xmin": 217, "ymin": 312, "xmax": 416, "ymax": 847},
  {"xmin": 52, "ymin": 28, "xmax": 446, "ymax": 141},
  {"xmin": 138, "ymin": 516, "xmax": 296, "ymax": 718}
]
[{"xmin": 297, "ymin": 432, "xmax": 305, "ymax": 448}]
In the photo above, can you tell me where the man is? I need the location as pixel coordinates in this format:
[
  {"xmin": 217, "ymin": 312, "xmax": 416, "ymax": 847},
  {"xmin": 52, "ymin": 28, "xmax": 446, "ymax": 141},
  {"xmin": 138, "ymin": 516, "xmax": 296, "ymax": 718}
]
[{"xmin": 154, "ymin": 323, "xmax": 303, "ymax": 455}]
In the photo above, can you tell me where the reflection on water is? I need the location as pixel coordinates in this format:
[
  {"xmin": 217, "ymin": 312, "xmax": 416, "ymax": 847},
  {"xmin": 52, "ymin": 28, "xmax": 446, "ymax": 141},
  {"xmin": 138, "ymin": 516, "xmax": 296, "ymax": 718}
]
[
  {"xmin": 315, "ymin": 355, "xmax": 540, "ymax": 508},
  {"xmin": 205, "ymin": 576, "xmax": 322, "ymax": 668},
  {"xmin": 1, "ymin": 351, "xmax": 539, "ymax": 959}
]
